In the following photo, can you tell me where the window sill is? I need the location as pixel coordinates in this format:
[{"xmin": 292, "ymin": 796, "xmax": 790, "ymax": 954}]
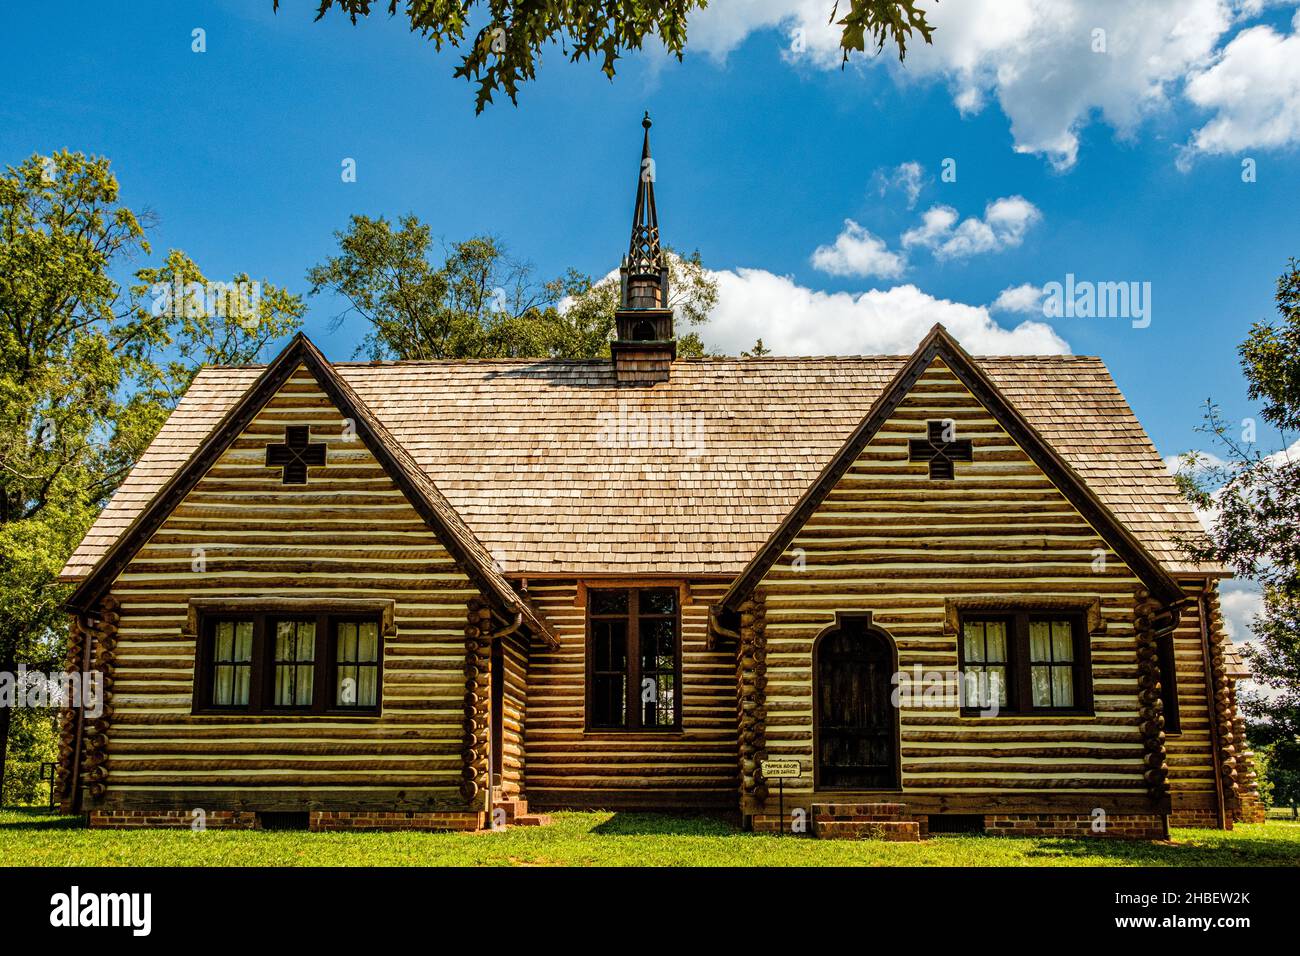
[
  {"xmin": 582, "ymin": 728, "xmax": 686, "ymax": 738},
  {"xmin": 189, "ymin": 710, "xmax": 383, "ymax": 720},
  {"xmin": 957, "ymin": 711, "xmax": 1096, "ymax": 720}
]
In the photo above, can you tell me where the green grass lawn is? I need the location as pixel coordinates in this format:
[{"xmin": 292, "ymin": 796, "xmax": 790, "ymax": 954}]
[{"xmin": 3, "ymin": 807, "xmax": 1298, "ymax": 867}]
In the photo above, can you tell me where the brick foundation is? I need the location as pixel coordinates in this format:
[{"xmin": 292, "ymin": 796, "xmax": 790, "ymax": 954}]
[
  {"xmin": 985, "ymin": 813, "xmax": 1166, "ymax": 839},
  {"xmin": 1235, "ymin": 796, "xmax": 1267, "ymax": 825},
  {"xmin": 90, "ymin": 810, "xmax": 258, "ymax": 830},
  {"xmin": 87, "ymin": 809, "xmax": 485, "ymax": 831},
  {"xmin": 309, "ymin": 810, "xmax": 484, "ymax": 832},
  {"xmin": 1169, "ymin": 807, "xmax": 1227, "ymax": 829}
]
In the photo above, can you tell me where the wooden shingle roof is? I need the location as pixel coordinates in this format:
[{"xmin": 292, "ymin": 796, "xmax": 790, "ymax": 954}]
[{"xmin": 61, "ymin": 333, "xmax": 1214, "ymax": 584}]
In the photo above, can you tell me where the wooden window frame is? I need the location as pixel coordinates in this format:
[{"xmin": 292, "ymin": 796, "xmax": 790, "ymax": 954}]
[
  {"xmin": 956, "ymin": 609, "xmax": 1093, "ymax": 717},
  {"xmin": 192, "ymin": 609, "xmax": 383, "ymax": 716},
  {"xmin": 584, "ymin": 587, "xmax": 683, "ymax": 733}
]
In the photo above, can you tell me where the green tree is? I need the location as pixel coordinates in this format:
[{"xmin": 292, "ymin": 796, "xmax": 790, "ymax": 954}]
[
  {"xmin": 0, "ymin": 151, "xmax": 304, "ymax": 791},
  {"xmin": 742, "ymin": 338, "xmax": 771, "ymax": 357},
  {"xmin": 307, "ymin": 213, "xmax": 717, "ymax": 360},
  {"xmin": 274, "ymin": 0, "xmax": 935, "ymax": 111},
  {"xmin": 556, "ymin": 247, "xmax": 716, "ymax": 358},
  {"xmin": 1177, "ymin": 257, "xmax": 1300, "ymax": 785}
]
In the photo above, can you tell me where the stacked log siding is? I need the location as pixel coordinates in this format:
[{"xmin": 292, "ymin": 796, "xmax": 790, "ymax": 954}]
[
  {"xmin": 523, "ymin": 580, "xmax": 738, "ymax": 809},
  {"xmin": 753, "ymin": 359, "xmax": 1155, "ymax": 814},
  {"xmin": 98, "ymin": 366, "xmax": 479, "ymax": 812},
  {"xmin": 1165, "ymin": 581, "xmax": 1220, "ymax": 813}
]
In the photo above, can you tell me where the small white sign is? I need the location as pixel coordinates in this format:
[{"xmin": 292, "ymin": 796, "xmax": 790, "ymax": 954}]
[{"xmin": 760, "ymin": 759, "xmax": 801, "ymax": 779}]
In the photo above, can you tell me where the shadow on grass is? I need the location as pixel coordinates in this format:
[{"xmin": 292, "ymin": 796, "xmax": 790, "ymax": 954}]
[
  {"xmin": 1020, "ymin": 827, "xmax": 1300, "ymax": 866},
  {"xmin": 587, "ymin": 811, "xmax": 740, "ymax": 837},
  {"xmin": 0, "ymin": 806, "xmax": 86, "ymax": 830}
]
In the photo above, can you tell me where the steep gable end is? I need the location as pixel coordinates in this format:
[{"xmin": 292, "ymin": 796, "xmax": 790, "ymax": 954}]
[
  {"xmin": 65, "ymin": 334, "xmax": 555, "ymax": 646},
  {"xmin": 722, "ymin": 325, "xmax": 1185, "ymax": 611}
]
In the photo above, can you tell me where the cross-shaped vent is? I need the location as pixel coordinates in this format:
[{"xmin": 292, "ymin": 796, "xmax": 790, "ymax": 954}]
[
  {"xmin": 265, "ymin": 425, "xmax": 326, "ymax": 484},
  {"xmin": 908, "ymin": 419, "xmax": 973, "ymax": 480}
]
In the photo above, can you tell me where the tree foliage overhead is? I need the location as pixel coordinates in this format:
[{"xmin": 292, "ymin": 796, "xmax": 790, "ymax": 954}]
[
  {"xmin": 275, "ymin": 0, "xmax": 935, "ymax": 111},
  {"xmin": 306, "ymin": 212, "xmax": 716, "ymax": 360}
]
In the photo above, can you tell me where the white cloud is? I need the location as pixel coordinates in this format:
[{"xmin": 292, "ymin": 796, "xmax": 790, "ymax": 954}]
[
  {"xmin": 687, "ymin": 0, "xmax": 1287, "ymax": 170},
  {"xmin": 1163, "ymin": 448, "xmax": 1228, "ymax": 478},
  {"xmin": 810, "ymin": 220, "xmax": 908, "ymax": 278},
  {"xmin": 1182, "ymin": 10, "xmax": 1300, "ymax": 162},
  {"xmin": 874, "ymin": 161, "xmax": 927, "ymax": 208},
  {"xmin": 702, "ymin": 267, "xmax": 1071, "ymax": 356},
  {"xmin": 1220, "ymin": 583, "xmax": 1264, "ymax": 645},
  {"xmin": 902, "ymin": 196, "xmax": 1042, "ymax": 259},
  {"xmin": 992, "ymin": 282, "xmax": 1046, "ymax": 313}
]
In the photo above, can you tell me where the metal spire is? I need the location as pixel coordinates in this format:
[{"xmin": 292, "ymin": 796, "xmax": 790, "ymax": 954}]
[{"xmin": 626, "ymin": 111, "xmax": 662, "ymax": 281}]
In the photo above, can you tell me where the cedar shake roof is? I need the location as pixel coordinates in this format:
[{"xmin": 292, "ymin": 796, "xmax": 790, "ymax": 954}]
[{"xmin": 61, "ymin": 335, "xmax": 1215, "ymax": 584}]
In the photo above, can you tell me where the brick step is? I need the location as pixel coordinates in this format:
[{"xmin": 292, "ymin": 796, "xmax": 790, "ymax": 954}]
[
  {"xmin": 815, "ymin": 814, "xmax": 907, "ymax": 824},
  {"xmin": 492, "ymin": 799, "xmax": 527, "ymax": 821},
  {"xmin": 814, "ymin": 820, "xmax": 921, "ymax": 842},
  {"xmin": 512, "ymin": 813, "xmax": 552, "ymax": 827}
]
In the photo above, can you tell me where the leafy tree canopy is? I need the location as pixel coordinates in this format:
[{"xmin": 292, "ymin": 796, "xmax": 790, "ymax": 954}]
[
  {"xmin": 0, "ymin": 151, "xmax": 303, "ymax": 784},
  {"xmin": 274, "ymin": 0, "xmax": 936, "ymax": 111},
  {"xmin": 306, "ymin": 212, "xmax": 716, "ymax": 360},
  {"xmin": 1177, "ymin": 258, "xmax": 1300, "ymax": 768}
]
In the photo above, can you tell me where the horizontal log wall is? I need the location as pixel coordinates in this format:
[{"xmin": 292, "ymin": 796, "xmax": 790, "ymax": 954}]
[
  {"xmin": 95, "ymin": 365, "xmax": 477, "ymax": 812},
  {"xmin": 754, "ymin": 359, "xmax": 1159, "ymax": 814},
  {"xmin": 1166, "ymin": 581, "xmax": 1222, "ymax": 816},
  {"xmin": 524, "ymin": 579, "xmax": 738, "ymax": 809}
]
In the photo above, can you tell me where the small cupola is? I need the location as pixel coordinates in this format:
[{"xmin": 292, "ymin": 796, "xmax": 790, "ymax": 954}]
[{"xmin": 612, "ymin": 112, "xmax": 675, "ymax": 384}]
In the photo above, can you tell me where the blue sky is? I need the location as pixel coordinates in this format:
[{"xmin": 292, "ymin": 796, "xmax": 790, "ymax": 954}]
[{"xmin": 3, "ymin": 0, "xmax": 1299, "ymax": 473}]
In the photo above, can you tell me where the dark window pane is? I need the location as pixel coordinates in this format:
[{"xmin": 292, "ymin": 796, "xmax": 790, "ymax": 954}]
[
  {"xmin": 640, "ymin": 618, "xmax": 675, "ymax": 670},
  {"xmin": 640, "ymin": 589, "xmax": 676, "ymax": 615},
  {"xmin": 591, "ymin": 590, "xmax": 628, "ymax": 615},
  {"xmin": 593, "ymin": 621, "xmax": 627, "ymax": 671},
  {"xmin": 593, "ymin": 674, "xmax": 626, "ymax": 727}
]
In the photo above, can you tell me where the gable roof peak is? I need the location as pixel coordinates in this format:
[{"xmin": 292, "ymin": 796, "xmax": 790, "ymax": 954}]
[
  {"xmin": 720, "ymin": 320, "xmax": 1186, "ymax": 611},
  {"xmin": 66, "ymin": 330, "xmax": 557, "ymax": 646}
]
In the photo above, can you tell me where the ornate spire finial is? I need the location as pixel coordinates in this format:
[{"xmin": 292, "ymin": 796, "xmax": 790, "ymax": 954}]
[{"xmin": 624, "ymin": 112, "xmax": 664, "ymax": 309}]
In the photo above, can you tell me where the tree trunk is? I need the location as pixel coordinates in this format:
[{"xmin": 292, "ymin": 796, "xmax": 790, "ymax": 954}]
[{"xmin": 0, "ymin": 657, "xmax": 13, "ymax": 800}]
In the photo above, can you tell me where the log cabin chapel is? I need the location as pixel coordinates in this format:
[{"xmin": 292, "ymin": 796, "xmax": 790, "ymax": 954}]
[{"xmin": 55, "ymin": 116, "xmax": 1261, "ymax": 841}]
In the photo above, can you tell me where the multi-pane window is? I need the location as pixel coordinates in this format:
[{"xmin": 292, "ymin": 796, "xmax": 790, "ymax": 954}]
[
  {"xmin": 590, "ymin": 591, "xmax": 629, "ymax": 728},
  {"xmin": 587, "ymin": 588, "xmax": 681, "ymax": 731},
  {"xmin": 335, "ymin": 620, "xmax": 380, "ymax": 709},
  {"xmin": 273, "ymin": 620, "xmax": 316, "ymax": 708},
  {"xmin": 196, "ymin": 612, "xmax": 382, "ymax": 715},
  {"xmin": 1029, "ymin": 619, "xmax": 1075, "ymax": 708},
  {"xmin": 211, "ymin": 620, "xmax": 253, "ymax": 707},
  {"xmin": 961, "ymin": 618, "xmax": 1009, "ymax": 709},
  {"xmin": 958, "ymin": 611, "xmax": 1090, "ymax": 715}
]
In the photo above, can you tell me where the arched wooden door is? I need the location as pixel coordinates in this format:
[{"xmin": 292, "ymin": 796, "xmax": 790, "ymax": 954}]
[{"xmin": 814, "ymin": 618, "xmax": 899, "ymax": 790}]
